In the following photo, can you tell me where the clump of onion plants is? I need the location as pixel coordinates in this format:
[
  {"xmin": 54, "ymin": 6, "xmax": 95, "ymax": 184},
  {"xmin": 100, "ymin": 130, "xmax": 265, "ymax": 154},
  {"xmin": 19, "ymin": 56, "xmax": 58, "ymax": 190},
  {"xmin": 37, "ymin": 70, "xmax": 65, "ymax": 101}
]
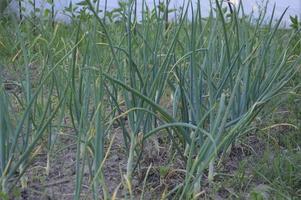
[
  {"xmin": 86, "ymin": 0, "xmax": 300, "ymax": 198},
  {"xmin": 0, "ymin": 0, "xmax": 300, "ymax": 199}
]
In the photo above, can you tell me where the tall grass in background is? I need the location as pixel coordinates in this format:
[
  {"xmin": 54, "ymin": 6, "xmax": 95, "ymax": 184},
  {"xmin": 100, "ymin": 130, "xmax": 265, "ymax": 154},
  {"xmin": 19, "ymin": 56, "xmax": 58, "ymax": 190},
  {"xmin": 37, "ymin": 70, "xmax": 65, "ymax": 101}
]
[{"xmin": 0, "ymin": 0, "xmax": 300, "ymax": 199}]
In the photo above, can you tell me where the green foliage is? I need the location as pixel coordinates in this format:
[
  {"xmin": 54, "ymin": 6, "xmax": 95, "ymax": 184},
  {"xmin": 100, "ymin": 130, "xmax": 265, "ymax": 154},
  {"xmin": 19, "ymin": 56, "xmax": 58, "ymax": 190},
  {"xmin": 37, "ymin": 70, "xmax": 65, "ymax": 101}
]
[
  {"xmin": 0, "ymin": 0, "xmax": 12, "ymax": 15},
  {"xmin": 290, "ymin": 15, "xmax": 301, "ymax": 31},
  {"xmin": 250, "ymin": 184, "xmax": 271, "ymax": 200},
  {"xmin": 0, "ymin": 0, "xmax": 300, "ymax": 199}
]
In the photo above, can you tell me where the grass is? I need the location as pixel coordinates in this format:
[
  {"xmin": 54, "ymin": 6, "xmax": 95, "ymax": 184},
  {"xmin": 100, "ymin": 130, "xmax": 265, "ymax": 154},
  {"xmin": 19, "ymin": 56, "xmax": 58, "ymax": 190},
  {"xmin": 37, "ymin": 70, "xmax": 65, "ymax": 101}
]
[
  {"xmin": 0, "ymin": 0, "xmax": 300, "ymax": 199},
  {"xmin": 207, "ymin": 93, "xmax": 301, "ymax": 199}
]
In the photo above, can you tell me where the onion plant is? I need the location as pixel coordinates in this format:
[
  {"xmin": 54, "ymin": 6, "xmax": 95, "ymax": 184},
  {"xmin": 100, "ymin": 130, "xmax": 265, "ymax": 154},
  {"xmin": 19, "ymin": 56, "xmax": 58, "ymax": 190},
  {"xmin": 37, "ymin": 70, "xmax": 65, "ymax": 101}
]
[
  {"xmin": 0, "ymin": 0, "xmax": 300, "ymax": 199},
  {"xmin": 85, "ymin": 0, "xmax": 300, "ymax": 198},
  {"xmin": 0, "ymin": 16, "xmax": 77, "ymax": 194}
]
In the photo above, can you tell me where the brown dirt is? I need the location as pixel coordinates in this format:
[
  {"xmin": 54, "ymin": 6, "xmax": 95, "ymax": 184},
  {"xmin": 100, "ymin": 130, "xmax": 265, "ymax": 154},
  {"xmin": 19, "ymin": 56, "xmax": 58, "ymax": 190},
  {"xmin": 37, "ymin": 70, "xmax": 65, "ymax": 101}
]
[{"xmin": 7, "ymin": 126, "xmax": 185, "ymax": 200}]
